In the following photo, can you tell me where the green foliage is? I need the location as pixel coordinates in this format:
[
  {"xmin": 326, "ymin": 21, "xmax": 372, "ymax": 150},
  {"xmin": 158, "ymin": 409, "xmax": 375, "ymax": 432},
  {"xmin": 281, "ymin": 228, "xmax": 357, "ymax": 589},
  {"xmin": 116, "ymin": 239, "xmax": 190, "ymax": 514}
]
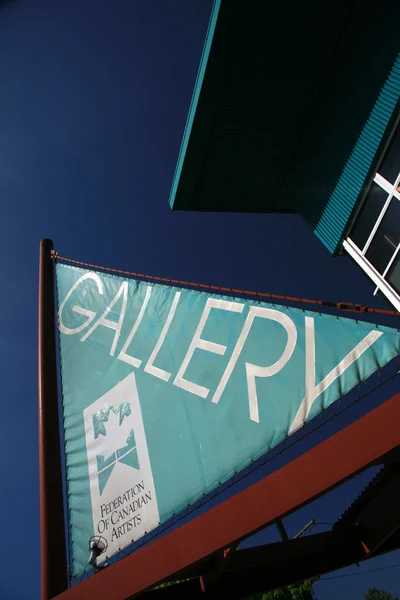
[
  {"xmin": 248, "ymin": 579, "xmax": 314, "ymax": 600},
  {"xmin": 289, "ymin": 579, "xmax": 314, "ymax": 600},
  {"xmin": 155, "ymin": 578, "xmax": 191, "ymax": 589},
  {"xmin": 155, "ymin": 577, "xmax": 316, "ymax": 599},
  {"xmin": 364, "ymin": 587, "xmax": 399, "ymax": 600},
  {"xmin": 248, "ymin": 589, "xmax": 291, "ymax": 600},
  {"xmin": 261, "ymin": 589, "xmax": 292, "ymax": 600}
]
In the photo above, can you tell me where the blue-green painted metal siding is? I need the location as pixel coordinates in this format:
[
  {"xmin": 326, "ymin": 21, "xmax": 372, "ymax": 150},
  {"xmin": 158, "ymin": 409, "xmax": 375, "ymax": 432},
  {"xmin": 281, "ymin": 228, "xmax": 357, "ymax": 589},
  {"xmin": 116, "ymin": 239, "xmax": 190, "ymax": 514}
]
[{"xmin": 313, "ymin": 55, "xmax": 400, "ymax": 255}]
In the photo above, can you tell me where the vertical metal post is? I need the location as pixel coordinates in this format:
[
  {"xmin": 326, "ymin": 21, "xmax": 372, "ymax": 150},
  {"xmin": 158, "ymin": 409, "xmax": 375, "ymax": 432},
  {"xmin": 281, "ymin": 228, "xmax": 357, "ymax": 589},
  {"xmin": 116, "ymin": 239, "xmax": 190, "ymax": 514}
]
[
  {"xmin": 38, "ymin": 238, "xmax": 68, "ymax": 599},
  {"xmin": 276, "ymin": 519, "xmax": 289, "ymax": 542}
]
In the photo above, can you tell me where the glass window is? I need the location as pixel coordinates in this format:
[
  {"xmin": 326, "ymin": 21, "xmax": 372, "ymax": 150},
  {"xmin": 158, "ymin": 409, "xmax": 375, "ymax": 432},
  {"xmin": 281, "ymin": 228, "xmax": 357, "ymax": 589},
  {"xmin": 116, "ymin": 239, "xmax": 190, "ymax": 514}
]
[
  {"xmin": 350, "ymin": 182, "xmax": 389, "ymax": 250},
  {"xmin": 365, "ymin": 198, "xmax": 400, "ymax": 273},
  {"xmin": 387, "ymin": 254, "xmax": 400, "ymax": 295},
  {"xmin": 379, "ymin": 129, "xmax": 400, "ymax": 184}
]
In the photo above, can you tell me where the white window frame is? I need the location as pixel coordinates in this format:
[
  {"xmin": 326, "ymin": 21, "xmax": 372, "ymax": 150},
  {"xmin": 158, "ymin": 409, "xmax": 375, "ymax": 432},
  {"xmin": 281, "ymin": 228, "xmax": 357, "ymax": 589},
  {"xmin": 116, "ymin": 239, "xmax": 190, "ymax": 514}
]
[
  {"xmin": 373, "ymin": 242, "xmax": 400, "ymax": 295},
  {"xmin": 344, "ymin": 168, "xmax": 400, "ymax": 311},
  {"xmin": 344, "ymin": 238, "xmax": 400, "ymax": 311},
  {"xmin": 361, "ymin": 173, "xmax": 400, "ymax": 255}
]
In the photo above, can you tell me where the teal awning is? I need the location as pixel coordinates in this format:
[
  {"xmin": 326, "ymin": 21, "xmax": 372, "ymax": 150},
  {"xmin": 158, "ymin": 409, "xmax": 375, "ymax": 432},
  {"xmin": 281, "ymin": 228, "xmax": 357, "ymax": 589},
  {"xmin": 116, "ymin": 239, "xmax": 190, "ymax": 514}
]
[{"xmin": 170, "ymin": 0, "xmax": 400, "ymax": 254}]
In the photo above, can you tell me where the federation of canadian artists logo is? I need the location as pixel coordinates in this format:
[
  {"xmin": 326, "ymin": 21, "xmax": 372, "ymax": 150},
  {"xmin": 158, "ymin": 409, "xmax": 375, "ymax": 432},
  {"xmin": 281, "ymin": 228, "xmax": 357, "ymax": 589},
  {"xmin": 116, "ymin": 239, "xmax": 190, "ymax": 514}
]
[
  {"xmin": 92, "ymin": 402, "xmax": 139, "ymax": 494},
  {"xmin": 83, "ymin": 374, "xmax": 160, "ymax": 561}
]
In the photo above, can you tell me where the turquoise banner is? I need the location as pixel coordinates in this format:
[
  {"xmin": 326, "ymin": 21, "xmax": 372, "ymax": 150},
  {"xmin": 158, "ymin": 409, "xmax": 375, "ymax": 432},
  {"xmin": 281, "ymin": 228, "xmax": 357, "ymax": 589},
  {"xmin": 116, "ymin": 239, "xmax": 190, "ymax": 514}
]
[{"xmin": 56, "ymin": 263, "xmax": 399, "ymax": 575}]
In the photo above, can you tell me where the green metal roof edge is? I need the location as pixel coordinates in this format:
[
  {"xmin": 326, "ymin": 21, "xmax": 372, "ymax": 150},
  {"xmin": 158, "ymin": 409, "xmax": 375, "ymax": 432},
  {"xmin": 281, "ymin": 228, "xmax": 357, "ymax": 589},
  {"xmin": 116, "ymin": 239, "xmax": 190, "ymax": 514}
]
[
  {"xmin": 314, "ymin": 53, "xmax": 400, "ymax": 255},
  {"xmin": 169, "ymin": 0, "xmax": 221, "ymax": 209}
]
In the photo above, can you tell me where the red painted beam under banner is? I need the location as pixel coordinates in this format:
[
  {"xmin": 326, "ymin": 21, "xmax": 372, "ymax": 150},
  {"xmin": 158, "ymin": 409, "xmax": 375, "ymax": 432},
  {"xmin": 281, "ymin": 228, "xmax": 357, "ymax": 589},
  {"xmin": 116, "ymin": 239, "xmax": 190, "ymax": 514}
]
[{"xmin": 54, "ymin": 391, "xmax": 400, "ymax": 600}]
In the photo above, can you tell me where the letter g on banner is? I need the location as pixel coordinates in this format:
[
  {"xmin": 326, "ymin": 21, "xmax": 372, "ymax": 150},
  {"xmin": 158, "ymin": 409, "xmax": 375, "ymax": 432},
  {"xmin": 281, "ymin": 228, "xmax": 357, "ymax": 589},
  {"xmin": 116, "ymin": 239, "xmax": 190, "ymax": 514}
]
[{"xmin": 58, "ymin": 273, "xmax": 104, "ymax": 335}]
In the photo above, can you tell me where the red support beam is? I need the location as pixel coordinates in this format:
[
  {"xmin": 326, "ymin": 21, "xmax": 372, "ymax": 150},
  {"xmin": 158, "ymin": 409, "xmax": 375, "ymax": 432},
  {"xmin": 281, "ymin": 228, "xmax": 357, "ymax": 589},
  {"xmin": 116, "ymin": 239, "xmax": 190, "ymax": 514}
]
[
  {"xmin": 199, "ymin": 541, "xmax": 239, "ymax": 593},
  {"xmin": 353, "ymin": 467, "xmax": 400, "ymax": 556},
  {"xmin": 54, "ymin": 391, "xmax": 400, "ymax": 600}
]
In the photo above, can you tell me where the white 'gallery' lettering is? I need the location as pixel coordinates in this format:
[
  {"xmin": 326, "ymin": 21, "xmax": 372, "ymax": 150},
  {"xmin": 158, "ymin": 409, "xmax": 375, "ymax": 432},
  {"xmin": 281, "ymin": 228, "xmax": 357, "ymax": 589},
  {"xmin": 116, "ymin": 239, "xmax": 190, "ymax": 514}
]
[{"xmin": 58, "ymin": 274, "xmax": 382, "ymax": 429}]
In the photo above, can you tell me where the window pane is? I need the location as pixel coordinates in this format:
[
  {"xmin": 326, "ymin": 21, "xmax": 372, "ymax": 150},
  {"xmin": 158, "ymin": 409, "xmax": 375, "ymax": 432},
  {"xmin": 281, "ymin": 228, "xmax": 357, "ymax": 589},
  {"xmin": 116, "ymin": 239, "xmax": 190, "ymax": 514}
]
[
  {"xmin": 378, "ymin": 128, "xmax": 400, "ymax": 184},
  {"xmin": 387, "ymin": 254, "xmax": 400, "ymax": 295},
  {"xmin": 365, "ymin": 198, "xmax": 400, "ymax": 273},
  {"xmin": 349, "ymin": 182, "xmax": 388, "ymax": 250}
]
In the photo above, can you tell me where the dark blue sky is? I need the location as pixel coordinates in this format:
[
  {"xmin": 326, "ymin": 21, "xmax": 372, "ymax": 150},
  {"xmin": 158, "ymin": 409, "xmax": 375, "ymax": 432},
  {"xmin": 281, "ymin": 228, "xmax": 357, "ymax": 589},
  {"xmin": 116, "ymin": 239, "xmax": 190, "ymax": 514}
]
[{"xmin": 0, "ymin": 1, "xmax": 399, "ymax": 598}]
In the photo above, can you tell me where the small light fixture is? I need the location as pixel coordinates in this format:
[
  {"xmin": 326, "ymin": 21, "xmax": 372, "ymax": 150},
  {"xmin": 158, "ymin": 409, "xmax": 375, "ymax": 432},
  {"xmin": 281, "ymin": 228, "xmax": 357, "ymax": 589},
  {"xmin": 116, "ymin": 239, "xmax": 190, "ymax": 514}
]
[{"xmin": 88, "ymin": 536, "xmax": 108, "ymax": 570}]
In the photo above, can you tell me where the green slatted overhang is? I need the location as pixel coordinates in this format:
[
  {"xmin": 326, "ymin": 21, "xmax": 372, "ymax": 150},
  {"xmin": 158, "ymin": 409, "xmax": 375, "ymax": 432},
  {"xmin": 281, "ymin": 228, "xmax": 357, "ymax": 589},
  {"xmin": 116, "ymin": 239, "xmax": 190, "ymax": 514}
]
[{"xmin": 313, "ymin": 58, "xmax": 400, "ymax": 254}]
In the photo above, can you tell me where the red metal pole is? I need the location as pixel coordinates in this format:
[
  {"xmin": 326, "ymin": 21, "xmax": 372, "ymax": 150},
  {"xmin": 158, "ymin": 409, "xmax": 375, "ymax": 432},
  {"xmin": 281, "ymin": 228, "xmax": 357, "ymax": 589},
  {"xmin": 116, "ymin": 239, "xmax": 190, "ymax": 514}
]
[{"xmin": 38, "ymin": 238, "xmax": 68, "ymax": 599}]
